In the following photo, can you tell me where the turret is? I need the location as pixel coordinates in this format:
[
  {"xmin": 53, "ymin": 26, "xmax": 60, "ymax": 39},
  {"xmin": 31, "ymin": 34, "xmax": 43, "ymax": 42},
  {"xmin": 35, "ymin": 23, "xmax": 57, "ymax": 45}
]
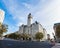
[{"xmin": 27, "ymin": 13, "xmax": 32, "ymax": 26}]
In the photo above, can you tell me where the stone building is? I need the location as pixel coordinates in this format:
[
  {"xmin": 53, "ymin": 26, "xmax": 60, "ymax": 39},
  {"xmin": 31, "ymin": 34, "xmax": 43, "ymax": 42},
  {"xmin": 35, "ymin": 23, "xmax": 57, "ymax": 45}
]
[
  {"xmin": 53, "ymin": 23, "xmax": 60, "ymax": 42},
  {"xmin": 18, "ymin": 13, "xmax": 47, "ymax": 41}
]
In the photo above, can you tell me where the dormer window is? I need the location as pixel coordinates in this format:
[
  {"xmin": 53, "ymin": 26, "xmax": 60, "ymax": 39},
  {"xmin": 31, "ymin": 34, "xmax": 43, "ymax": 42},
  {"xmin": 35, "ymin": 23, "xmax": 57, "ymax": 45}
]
[
  {"xmin": 22, "ymin": 24, "xmax": 24, "ymax": 27},
  {"xmin": 35, "ymin": 21, "xmax": 38, "ymax": 24}
]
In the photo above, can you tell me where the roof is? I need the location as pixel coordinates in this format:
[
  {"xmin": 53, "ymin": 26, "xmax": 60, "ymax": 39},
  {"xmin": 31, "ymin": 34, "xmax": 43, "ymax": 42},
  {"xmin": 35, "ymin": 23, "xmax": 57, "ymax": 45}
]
[{"xmin": 28, "ymin": 13, "xmax": 32, "ymax": 18}]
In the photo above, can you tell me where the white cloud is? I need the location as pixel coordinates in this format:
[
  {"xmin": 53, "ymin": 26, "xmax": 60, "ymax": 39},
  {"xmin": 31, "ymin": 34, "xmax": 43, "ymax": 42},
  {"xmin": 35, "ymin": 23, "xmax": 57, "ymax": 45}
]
[
  {"xmin": 22, "ymin": 3, "xmax": 33, "ymax": 9},
  {"xmin": 2, "ymin": 0, "xmax": 60, "ymax": 38},
  {"xmin": 32, "ymin": 0, "xmax": 60, "ymax": 38},
  {"xmin": 2, "ymin": 0, "xmax": 27, "ymax": 25}
]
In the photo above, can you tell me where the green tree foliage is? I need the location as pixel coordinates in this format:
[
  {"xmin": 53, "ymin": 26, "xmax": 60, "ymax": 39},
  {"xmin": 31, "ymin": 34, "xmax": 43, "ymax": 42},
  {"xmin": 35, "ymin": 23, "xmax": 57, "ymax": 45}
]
[
  {"xmin": 21, "ymin": 33, "xmax": 30, "ymax": 40},
  {"xmin": 0, "ymin": 23, "xmax": 8, "ymax": 37},
  {"xmin": 6, "ymin": 33, "xmax": 21, "ymax": 40},
  {"xmin": 35, "ymin": 32, "xmax": 44, "ymax": 41},
  {"xmin": 4, "ymin": 33, "xmax": 30, "ymax": 40}
]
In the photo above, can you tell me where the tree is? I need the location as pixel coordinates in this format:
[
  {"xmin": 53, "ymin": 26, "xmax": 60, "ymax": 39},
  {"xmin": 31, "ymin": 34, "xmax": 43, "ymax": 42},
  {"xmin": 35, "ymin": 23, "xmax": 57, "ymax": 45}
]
[
  {"xmin": 21, "ymin": 33, "xmax": 30, "ymax": 40},
  {"xmin": 4, "ymin": 33, "xmax": 30, "ymax": 40},
  {"xmin": 35, "ymin": 32, "xmax": 44, "ymax": 41},
  {"xmin": 7, "ymin": 33, "xmax": 21, "ymax": 40},
  {"xmin": 0, "ymin": 23, "xmax": 8, "ymax": 37}
]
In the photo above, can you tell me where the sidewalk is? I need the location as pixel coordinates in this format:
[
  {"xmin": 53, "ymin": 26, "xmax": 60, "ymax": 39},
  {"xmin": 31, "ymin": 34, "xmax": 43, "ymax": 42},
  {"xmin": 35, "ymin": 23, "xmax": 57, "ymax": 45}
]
[{"xmin": 52, "ymin": 43, "xmax": 60, "ymax": 48}]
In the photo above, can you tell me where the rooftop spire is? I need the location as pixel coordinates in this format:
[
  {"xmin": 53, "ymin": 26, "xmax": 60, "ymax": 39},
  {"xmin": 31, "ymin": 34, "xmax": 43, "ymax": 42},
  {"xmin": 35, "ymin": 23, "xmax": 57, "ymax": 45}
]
[
  {"xmin": 27, "ymin": 13, "xmax": 32, "ymax": 26},
  {"xmin": 28, "ymin": 13, "xmax": 32, "ymax": 18}
]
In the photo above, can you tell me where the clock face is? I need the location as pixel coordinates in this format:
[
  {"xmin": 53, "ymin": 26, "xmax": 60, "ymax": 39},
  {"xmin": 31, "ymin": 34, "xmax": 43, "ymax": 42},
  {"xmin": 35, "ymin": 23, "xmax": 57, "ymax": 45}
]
[{"xmin": 0, "ymin": 9, "xmax": 5, "ymax": 23}]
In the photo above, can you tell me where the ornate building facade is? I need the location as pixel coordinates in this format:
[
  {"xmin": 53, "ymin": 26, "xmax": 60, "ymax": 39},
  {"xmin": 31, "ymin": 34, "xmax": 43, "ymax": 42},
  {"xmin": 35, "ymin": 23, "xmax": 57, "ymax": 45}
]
[{"xmin": 18, "ymin": 13, "xmax": 47, "ymax": 41}]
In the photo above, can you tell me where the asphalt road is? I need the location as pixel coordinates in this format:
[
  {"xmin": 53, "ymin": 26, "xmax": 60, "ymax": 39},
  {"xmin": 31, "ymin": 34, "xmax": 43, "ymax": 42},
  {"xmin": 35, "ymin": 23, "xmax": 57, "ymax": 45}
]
[
  {"xmin": 52, "ymin": 43, "xmax": 60, "ymax": 48},
  {"xmin": 0, "ymin": 40, "xmax": 53, "ymax": 48}
]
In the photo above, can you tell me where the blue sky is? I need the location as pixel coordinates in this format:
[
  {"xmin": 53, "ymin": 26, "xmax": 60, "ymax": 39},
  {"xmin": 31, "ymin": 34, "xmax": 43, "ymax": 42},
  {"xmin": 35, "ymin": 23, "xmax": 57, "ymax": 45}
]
[{"xmin": 0, "ymin": 0, "xmax": 60, "ymax": 38}]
